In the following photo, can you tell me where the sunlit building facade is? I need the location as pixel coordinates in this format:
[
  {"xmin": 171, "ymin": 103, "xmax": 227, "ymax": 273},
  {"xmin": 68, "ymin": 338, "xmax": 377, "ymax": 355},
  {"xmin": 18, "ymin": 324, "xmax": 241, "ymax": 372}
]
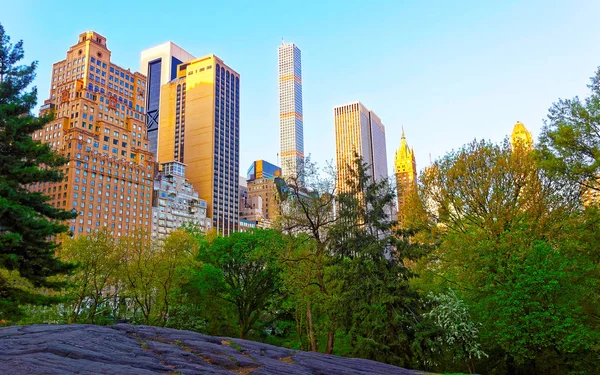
[
  {"xmin": 151, "ymin": 161, "xmax": 210, "ymax": 242},
  {"xmin": 240, "ymin": 161, "xmax": 282, "ymax": 228},
  {"xmin": 394, "ymin": 128, "xmax": 417, "ymax": 225},
  {"xmin": 510, "ymin": 121, "xmax": 534, "ymax": 150},
  {"xmin": 247, "ymin": 160, "xmax": 282, "ymax": 181},
  {"xmin": 140, "ymin": 42, "xmax": 195, "ymax": 157},
  {"xmin": 158, "ymin": 55, "xmax": 240, "ymax": 235},
  {"xmin": 278, "ymin": 42, "xmax": 304, "ymax": 179},
  {"xmin": 31, "ymin": 31, "xmax": 154, "ymax": 237},
  {"xmin": 334, "ymin": 101, "xmax": 388, "ymax": 193}
]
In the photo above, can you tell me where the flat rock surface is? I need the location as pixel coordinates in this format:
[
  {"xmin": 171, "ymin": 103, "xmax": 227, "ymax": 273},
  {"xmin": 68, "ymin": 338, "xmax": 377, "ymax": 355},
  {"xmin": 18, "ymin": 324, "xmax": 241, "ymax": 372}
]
[{"xmin": 0, "ymin": 324, "xmax": 425, "ymax": 375}]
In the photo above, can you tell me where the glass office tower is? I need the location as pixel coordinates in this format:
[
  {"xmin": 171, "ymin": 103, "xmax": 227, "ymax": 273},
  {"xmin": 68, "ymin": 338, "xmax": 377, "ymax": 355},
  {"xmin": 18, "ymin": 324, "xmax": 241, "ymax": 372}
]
[
  {"xmin": 247, "ymin": 160, "xmax": 282, "ymax": 182},
  {"xmin": 158, "ymin": 55, "xmax": 240, "ymax": 235},
  {"xmin": 140, "ymin": 42, "xmax": 195, "ymax": 157}
]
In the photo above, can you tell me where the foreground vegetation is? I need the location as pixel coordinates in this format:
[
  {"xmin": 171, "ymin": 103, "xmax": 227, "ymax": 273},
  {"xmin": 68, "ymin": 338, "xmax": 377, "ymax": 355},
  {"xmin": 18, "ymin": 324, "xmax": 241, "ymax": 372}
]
[{"xmin": 2, "ymin": 22, "xmax": 600, "ymax": 375}]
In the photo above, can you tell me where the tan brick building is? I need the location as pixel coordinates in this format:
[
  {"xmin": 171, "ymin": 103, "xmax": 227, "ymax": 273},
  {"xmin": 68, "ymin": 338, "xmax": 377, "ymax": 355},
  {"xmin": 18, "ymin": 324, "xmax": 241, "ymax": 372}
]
[{"xmin": 31, "ymin": 31, "xmax": 154, "ymax": 237}]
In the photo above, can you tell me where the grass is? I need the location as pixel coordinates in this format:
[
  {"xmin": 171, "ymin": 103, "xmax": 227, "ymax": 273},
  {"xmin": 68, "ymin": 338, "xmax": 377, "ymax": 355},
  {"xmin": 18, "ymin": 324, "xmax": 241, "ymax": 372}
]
[{"xmin": 221, "ymin": 339, "xmax": 243, "ymax": 352}]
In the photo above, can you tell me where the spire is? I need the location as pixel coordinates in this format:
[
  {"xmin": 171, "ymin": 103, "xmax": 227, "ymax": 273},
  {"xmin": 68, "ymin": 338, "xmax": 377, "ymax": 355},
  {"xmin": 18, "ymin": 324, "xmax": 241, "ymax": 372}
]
[
  {"xmin": 511, "ymin": 121, "xmax": 533, "ymax": 150},
  {"xmin": 395, "ymin": 127, "xmax": 416, "ymax": 174}
]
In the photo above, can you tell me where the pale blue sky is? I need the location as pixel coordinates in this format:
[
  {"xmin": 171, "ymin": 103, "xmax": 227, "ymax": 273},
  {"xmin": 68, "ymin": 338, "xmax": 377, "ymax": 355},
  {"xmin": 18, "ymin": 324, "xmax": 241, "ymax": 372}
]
[{"xmin": 3, "ymin": 0, "xmax": 600, "ymax": 176}]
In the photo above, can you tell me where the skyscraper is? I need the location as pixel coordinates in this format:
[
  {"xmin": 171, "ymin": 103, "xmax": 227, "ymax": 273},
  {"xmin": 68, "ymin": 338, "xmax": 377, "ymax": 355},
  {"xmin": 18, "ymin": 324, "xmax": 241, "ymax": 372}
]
[
  {"xmin": 32, "ymin": 31, "xmax": 154, "ymax": 236},
  {"xmin": 140, "ymin": 42, "xmax": 195, "ymax": 157},
  {"xmin": 278, "ymin": 42, "xmax": 304, "ymax": 179},
  {"xmin": 510, "ymin": 121, "xmax": 534, "ymax": 150},
  {"xmin": 334, "ymin": 102, "xmax": 388, "ymax": 192},
  {"xmin": 158, "ymin": 55, "xmax": 240, "ymax": 235},
  {"xmin": 247, "ymin": 160, "xmax": 282, "ymax": 181},
  {"xmin": 240, "ymin": 160, "xmax": 283, "ymax": 227},
  {"xmin": 394, "ymin": 128, "xmax": 417, "ymax": 225}
]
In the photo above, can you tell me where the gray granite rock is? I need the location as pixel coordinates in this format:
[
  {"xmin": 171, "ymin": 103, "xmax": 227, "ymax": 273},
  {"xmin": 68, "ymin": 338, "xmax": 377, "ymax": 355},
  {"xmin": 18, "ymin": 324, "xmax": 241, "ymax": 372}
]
[{"xmin": 0, "ymin": 324, "xmax": 426, "ymax": 375}]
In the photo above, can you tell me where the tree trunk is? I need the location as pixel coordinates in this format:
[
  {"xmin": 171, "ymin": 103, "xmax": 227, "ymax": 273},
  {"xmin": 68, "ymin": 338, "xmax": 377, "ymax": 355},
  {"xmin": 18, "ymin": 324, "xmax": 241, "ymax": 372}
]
[
  {"xmin": 506, "ymin": 355, "xmax": 517, "ymax": 375},
  {"xmin": 89, "ymin": 296, "xmax": 99, "ymax": 324},
  {"xmin": 325, "ymin": 330, "xmax": 335, "ymax": 354},
  {"xmin": 306, "ymin": 302, "xmax": 317, "ymax": 352},
  {"xmin": 71, "ymin": 295, "xmax": 84, "ymax": 323},
  {"xmin": 294, "ymin": 308, "xmax": 303, "ymax": 349}
]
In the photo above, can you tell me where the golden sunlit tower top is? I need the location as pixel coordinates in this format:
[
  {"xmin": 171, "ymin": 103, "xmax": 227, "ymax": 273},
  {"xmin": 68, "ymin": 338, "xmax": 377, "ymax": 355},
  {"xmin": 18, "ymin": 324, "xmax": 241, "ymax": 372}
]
[
  {"xmin": 395, "ymin": 127, "xmax": 416, "ymax": 178},
  {"xmin": 510, "ymin": 121, "xmax": 534, "ymax": 150},
  {"xmin": 394, "ymin": 127, "xmax": 417, "ymax": 222}
]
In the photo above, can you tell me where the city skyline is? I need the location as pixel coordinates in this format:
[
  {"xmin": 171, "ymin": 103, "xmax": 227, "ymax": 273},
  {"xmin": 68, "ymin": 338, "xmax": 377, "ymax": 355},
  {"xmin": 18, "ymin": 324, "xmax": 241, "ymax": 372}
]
[{"xmin": 4, "ymin": 1, "xmax": 600, "ymax": 180}]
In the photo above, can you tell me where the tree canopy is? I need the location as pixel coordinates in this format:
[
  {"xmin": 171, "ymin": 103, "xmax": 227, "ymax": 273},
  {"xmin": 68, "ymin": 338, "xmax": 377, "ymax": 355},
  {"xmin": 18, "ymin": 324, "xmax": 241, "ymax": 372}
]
[{"xmin": 0, "ymin": 22, "xmax": 75, "ymax": 322}]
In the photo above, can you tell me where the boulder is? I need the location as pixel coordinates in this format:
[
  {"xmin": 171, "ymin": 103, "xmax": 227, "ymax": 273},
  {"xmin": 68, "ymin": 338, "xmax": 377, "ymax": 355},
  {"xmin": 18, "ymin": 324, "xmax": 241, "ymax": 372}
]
[{"xmin": 0, "ymin": 324, "xmax": 425, "ymax": 375}]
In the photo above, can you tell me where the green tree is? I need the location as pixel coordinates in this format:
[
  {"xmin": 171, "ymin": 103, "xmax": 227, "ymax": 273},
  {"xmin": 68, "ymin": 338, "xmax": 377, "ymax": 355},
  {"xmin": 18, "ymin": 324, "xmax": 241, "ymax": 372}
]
[
  {"xmin": 0, "ymin": 23, "xmax": 75, "ymax": 321},
  {"xmin": 481, "ymin": 241, "xmax": 598, "ymax": 373},
  {"xmin": 538, "ymin": 66, "xmax": 600, "ymax": 196},
  {"xmin": 58, "ymin": 229, "xmax": 121, "ymax": 324},
  {"xmin": 424, "ymin": 290, "xmax": 486, "ymax": 374},
  {"xmin": 277, "ymin": 233, "xmax": 330, "ymax": 352},
  {"xmin": 328, "ymin": 155, "xmax": 428, "ymax": 367},
  {"xmin": 120, "ymin": 229, "xmax": 195, "ymax": 326},
  {"xmin": 417, "ymin": 139, "xmax": 600, "ymax": 374},
  {"xmin": 276, "ymin": 158, "xmax": 338, "ymax": 353},
  {"xmin": 192, "ymin": 229, "xmax": 285, "ymax": 339}
]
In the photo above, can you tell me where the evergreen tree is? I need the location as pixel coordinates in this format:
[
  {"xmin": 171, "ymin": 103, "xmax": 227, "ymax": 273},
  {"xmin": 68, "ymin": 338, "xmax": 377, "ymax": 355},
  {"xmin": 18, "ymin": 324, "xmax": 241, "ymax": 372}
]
[
  {"xmin": 0, "ymin": 23, "xmax": 76, "ymax": 321},
  {"xmin": 328, "ymin": 155, "xmax": 429, "ymax": 367}
]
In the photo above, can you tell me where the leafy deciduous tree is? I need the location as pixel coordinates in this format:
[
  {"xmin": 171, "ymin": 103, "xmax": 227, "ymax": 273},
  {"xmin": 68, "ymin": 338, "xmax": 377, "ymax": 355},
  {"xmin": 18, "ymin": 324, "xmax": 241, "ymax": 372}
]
[{"xmin": 193, "ymin": 229, "xmax": 285, "ymax": 339}]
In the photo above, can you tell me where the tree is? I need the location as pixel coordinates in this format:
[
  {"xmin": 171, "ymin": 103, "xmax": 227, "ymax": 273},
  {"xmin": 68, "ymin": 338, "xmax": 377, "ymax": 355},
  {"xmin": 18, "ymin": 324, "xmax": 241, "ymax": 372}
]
[
  {"xmin": 538, "ymin": 67, "xmax": 600, "ymax": 197},
  {"xmin": 58, "ymin": 229, "xmax": 121, "ymax": 324},
  {"xmin": 417, "ymin": 138, "xmax": 600, "ymax": 374},
  {"xmin": 481, "ymin": 241, "xmax": 598, "ymax": 373},
  {"xmin": 424, "ymin": 290, "xmax": 486, "ymax": 374},
  {"xmin": 120, "ymin": 229, "xmax": 195, "ymax": 325},
  {"xmin": 154, "ymin": 229, "xmax": 198, "ymax": 326},
  {"xmin": 193, "ymin": 229, "xmax": 285, "ymax": 339},
  {"xmin": 276, "ymin": 157, "xmax": 338, "ymax": 353},
  {"xmin": 327, "ymin": 155, "xmax": 428, "ymax": 367},
  {"xmin": 0, "ymin": 23, "xmax": 76, "ymax": 321}
]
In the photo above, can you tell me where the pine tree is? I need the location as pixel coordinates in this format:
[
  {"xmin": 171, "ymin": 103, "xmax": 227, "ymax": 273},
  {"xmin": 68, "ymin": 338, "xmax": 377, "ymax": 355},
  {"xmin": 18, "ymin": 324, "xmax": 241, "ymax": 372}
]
[{"xmin": 0, "ymin": 23, "xmax": 76, "ymax": 321}]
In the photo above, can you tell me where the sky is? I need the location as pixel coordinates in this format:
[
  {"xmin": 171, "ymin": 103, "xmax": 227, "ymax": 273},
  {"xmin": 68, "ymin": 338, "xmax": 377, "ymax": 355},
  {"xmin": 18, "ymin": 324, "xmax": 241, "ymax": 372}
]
[{"xmin": 3, "ymin": 0, "xmax": 600, "ymax": 177}]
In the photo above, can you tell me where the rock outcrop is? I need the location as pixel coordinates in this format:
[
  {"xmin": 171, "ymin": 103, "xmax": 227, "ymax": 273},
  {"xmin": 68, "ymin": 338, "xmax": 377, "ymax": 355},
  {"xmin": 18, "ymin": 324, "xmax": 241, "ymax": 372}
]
[{"xmin": 0, "ymin": 324, "xmax": 424, "ymax": 374}]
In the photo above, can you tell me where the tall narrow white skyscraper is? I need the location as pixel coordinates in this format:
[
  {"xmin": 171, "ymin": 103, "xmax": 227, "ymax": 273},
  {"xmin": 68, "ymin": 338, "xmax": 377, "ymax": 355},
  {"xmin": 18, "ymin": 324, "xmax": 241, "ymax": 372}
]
[{"xmin": 278, "ymin": 42, "xmax": 304, "ymax": 179}]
